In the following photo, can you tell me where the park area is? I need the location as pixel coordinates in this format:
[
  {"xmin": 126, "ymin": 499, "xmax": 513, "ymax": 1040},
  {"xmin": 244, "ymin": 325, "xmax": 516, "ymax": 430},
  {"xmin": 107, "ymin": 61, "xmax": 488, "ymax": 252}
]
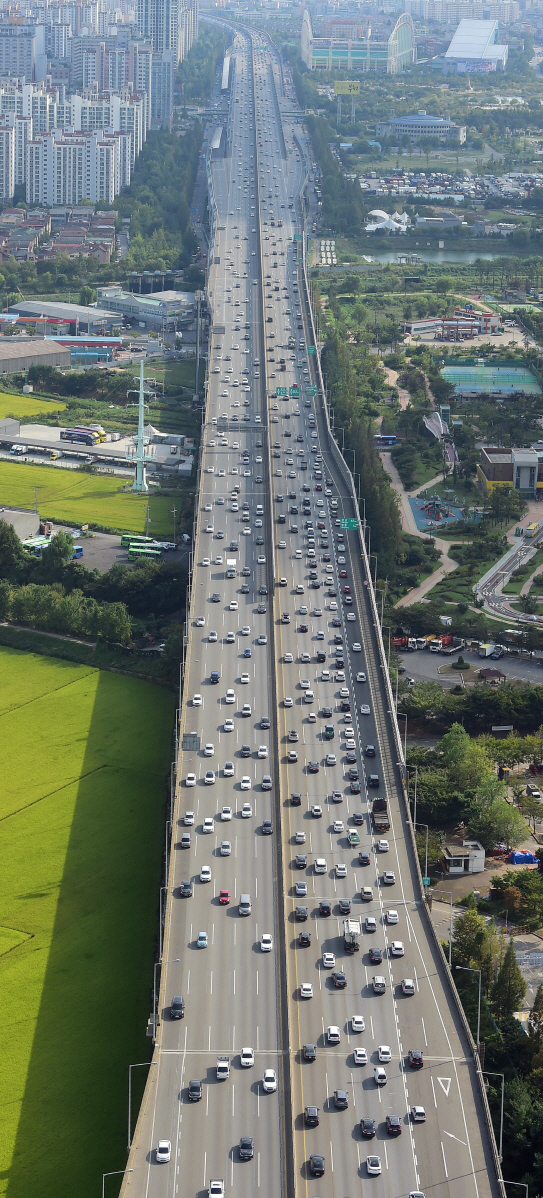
[
  {"xmin": 0, "ymin": 460, "xmax": 175, "ymax": 535},
  {"xmin": 0, "ymin": 648, "xmax": 175, "ymax": 1198}
]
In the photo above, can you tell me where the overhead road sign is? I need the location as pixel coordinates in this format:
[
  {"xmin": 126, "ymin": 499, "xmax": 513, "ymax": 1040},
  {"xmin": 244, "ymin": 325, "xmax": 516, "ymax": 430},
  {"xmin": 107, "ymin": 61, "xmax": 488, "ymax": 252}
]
[
  {"xmin": 334, "ymin": 81, "xmax": 360, "ymax": 95},
  {"xmin": 340, "ymin": 518, "xmax": 358, "ymax": 530}
]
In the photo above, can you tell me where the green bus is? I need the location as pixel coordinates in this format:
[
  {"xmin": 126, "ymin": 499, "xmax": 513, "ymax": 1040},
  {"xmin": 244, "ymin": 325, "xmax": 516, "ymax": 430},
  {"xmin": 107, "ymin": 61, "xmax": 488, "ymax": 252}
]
[
  {"xmin": 128, "ymin": 546, "xmax": 162, "ymax": 561},
  {"xmin": 121, "ymin": 534, "xmax": 157, "ymax": 548}
]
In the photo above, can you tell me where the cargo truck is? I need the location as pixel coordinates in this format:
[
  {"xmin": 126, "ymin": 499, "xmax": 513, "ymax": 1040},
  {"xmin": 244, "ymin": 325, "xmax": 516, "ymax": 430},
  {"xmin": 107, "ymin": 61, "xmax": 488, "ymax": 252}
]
[
  {"xmin": 392, "ymin": 636, "xmax": 417, "ymax": 651},
  {"xmin": 415, "ymin": 635, "xmax": 435, "ymax": 650},
  {"xmin": 372, "ymin": 797, "xmax": 390, "ymax": 832},
  {"xmin": 216, "ymin": 1057, "xmax": 230, "ymax": 1081},
  {"xmin": 478, "ymin": 643, "xmax": 495, "ymax": 658},
  {"xmin": 343, "ymin": 918, "xmax": 361, "ymax": 953},
  {"xmin": 226, "ymin": 558, "xmax": 236, "ymax": 578}
]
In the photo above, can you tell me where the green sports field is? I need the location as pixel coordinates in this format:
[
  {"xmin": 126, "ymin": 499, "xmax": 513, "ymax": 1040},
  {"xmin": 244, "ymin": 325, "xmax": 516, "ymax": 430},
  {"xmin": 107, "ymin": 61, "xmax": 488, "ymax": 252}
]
[
  {"xmin": 0, "ymin": 392, "xmax": 66, "ymax": 419},
  {"xmin": 0, "ymin": 459, "xmax": 174, "ymax": 535},
  {"xmin": 0, "ymin": 648, "xmax": 175, "ymax": 1198}
]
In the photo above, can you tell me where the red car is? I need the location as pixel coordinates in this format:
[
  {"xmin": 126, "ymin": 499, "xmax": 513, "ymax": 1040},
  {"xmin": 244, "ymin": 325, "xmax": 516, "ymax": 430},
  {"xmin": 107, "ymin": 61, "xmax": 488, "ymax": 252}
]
[
  {"xmin": 339, "ymin": 569, "xmax": 348, "ymax": 578},
  {"xmin": 315, "ymin": 484, "xmax": 322, "ymax": 491},
  {"xmin": 219, "ymin": 890, "xmax": 230, "ymax": 905},
  {"xmin": 344, "ymin": 585, "xmax": 351, "ymax": 594},
  {"xmin": 317, "ymin": 521, "xmax": 326, "ymax": 530}
]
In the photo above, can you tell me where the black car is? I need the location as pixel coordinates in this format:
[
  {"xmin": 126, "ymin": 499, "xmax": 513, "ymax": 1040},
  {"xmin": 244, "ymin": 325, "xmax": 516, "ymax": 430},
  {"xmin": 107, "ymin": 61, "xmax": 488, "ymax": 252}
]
[
  {"xmin": 334, "ymin": 635, "xmax": 343, "ymax": 645},
  {"xmin": 239, "ymin": 1136, "xmax": 254, "ymax": 1160},
  {"xmin": 346, "ymin": 751, "xmax": 357, "ymax": 764},
  {"xmin": 353, "ymin": 812, "xmax": 364, "ymax": 825},
  {"xmin": 303, "ymin": 1043, "xmax": 317, "ymax": 1061},
  {"xmin": 188, "ymin": 1078, "xmax": 202, "ymax": 1101},
  {"xmin": 259, "ymin": 585, "xmax": 268, "ymax": 595},
  {"xmin": 299, "ymin": 930, "xmax": 311, "ymax": 947},
  {"xmin": 310, "ymin": 1154, "xmax": 325, "ymax": 1177},
  {"xmin": 328, "ymin": 588, "xmax": 337, "ymax": 597},
  {"xmin": 312, "ymin": 580, "xmax": 321, "ymax": 589},
  {"xmin": 408, "ymin": 1049, "xmax": 424, "ymax": 1069},
  {"xmin": 368, "ymin": 775, "xmax": 380, "ymax": 788},
  {"xmin": 304, "ymin": 1106, "xmax": 320, "ymax": 1127},
  {"xmin": 386, "ymin": 1115, "xmax": 402, "ymax": 1136},
  {"xmin": 350, "ymin": 780, "xmax": 361, "ymax": 794},
  {"xmin": 295, "ymin": 905, "xmax": 308, "ymax": 921},
  {"xmin": 317, "ymin": 651, "xmax": 326, "ymax": 663},
  {"xmin": 291, "ymin": 791, "xmax": 302, "ymax": 806},
  {"xmin": 340, "ymin": 701, "xmax": 351, "ymax": 713},
  {"xmin": 322, "ymin": 706, "xmax": 332, "ymax": 718},
  {"xmin": 299, "ymin": 623, "xmax": 308, "ymax": 633},
  {"xmin": 335, "ymin": 658, "xmax": 344, "ymax": 669},
  {"xmin": 334, "ymin": 1089, "xmax": 349, "ymax": 1109},
  {"xmin": 240, "ymin": 584, "xmax": 250, "ymax": 594},
  {"xmin": 170, "ymin": 995, "xmax": 185, "ymax": 1019},
  {"xmin": 331, "ymin": 970, "xmax": 347, "ymax": 989},
  {"xmin": 241, "ymin": 744, "xmax": 251, "ymax": 758},
  {"xmin": 348, "ymin": 768, "xmax": 359, "ymax": 781},
  {"xmin": 319, "ymin": 899, "xmax": 332, "ymax": 916},
  {"xmin": 338, "ymin": 898, "xmax": 351, "ymax": 914},
  {"xmin": 261, "ymin": 716, "xmax": 270, "ymax": 729},
  {"xmin": 278, "ymin": 513, "xmax": 286, "ymax": 523},
  {"xmin": 332, "ymin": 618, "xmax": 342, "ymax": 628},
  {"xmin": 359, "ymin": 851, "xmax": 371, "ymax": 865},
  {"xmin": 290, "ymin": 505, "xmax": 298, "ymax": 514},
  {"xmin": 365, "ymin": 745, "xmax": 376, "ymax": 757},
  {"xmin": 257, "ymin": 604, "xmax": 267, "ymax": 614},
  {"xmin": 308, "ymin": 760, "xmax": 319, "ymax": 773},
  {"xmin": 360, "ymin": 1118, "xmax": 376, "ymax": 1139},
  {"xmin": 295, "ymin": 854, "xmax": 307, "ymax": 869},
  {"xmin": 262, "ymin": 819, "xmax": 273, "ymax": 835},
  {"xmin": 180, "ymin": 879, "xmax": 193, "ymax": 897},
  {"xmin": 369, "ymin": 946, "xmax": 383, "ymax": 964}
]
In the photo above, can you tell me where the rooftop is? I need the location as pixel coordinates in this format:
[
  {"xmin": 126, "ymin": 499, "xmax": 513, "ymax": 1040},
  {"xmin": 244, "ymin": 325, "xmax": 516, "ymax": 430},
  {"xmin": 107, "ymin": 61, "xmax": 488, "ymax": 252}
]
[{"xmin": 445, "ymin": 18, "xmax": 503, "ymax": 59}]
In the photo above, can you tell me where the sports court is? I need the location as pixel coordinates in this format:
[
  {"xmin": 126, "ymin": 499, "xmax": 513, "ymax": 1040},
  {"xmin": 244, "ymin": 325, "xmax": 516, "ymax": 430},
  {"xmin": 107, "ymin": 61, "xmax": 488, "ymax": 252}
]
[{"xmin": 441, "ymin": 362, "xmax": 542, "ymax": 397}]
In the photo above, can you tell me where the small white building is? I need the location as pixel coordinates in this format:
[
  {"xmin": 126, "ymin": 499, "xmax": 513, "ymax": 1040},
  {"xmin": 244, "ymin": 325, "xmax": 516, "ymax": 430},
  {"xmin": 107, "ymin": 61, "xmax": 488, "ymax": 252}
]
[{"xmin": 442, "ymin": 840, "xmax": 485, "ymax": 874}]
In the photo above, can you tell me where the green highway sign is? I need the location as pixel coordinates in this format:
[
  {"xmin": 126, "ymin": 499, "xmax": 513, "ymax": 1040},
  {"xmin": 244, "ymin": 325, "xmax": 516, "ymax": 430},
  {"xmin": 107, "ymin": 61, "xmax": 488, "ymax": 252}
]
[
  {"xmin": 340, "ymin": 518, "xmax": 358, "ymax": 530},
  {"xmin": 276, "ymin": 387, "xmax": 287, "ymax": 396},
  {"xmin": 289, "ymin": 386, "xmax": 300, "ymax": 396},
  {"xmin": 308, "ymin": 345, "xmax": 315, "ymax": 355},
  {"xmin": 307, "ymin": 386, "xmax": 317, "ymax": 395},
  {"xmin": 422, "ymin": 877, "xmax": 431, "ymax": 886},
  {"xmin": 294, "ymin": 233, "xmax": 302, "ymax": 240}
]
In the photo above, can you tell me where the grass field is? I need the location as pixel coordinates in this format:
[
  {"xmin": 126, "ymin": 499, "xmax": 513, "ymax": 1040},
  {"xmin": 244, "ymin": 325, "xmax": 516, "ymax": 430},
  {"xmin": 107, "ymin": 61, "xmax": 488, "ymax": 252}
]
[
  {"xmin": 0, "ymin": 647, "xmax": 175, "ymax": 1198},
  {"xmin": 0, "ymin": 460, "xmax": 175, "ymax": 534},
  {"xmin": 0, "ymin": 392, "xmax": 66, "ymax": 419}
]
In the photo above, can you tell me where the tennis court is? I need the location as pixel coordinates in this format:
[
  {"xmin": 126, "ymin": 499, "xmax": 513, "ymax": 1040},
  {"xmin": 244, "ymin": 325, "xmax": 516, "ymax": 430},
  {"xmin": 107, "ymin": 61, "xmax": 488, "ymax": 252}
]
[{"xmin": 441, "ymin": 362, "xmax": 542, "ymax": 397}]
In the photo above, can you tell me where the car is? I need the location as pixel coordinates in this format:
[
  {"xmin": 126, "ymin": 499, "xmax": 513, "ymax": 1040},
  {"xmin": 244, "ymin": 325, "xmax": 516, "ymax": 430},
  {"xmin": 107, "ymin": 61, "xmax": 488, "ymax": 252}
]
[
  {"xmin": 295, "ymin": 854, "xmax": 307, "ymax": 870},
  {"xmin": 331, "ymin": 790, "xmax": 343, "ymax": 804},
  {"xmin": 374, "ymin": 1067, "xmax": 387, "ymax": 1086},
  {"xmin": 311, "ymin": 804, "xmax": 322, "ymax": 818},
  {"xmin": 170, "ymin": 995, "xmax": 185, "ymax": 1020},
  {"xmin": 295, "ymin": 880, "xmax": 308, "ymax": 896},
  {"xmin": 360, "ymin": 1117, "xmax": 376, "ymax": 1137},
  {"xmin": 185, "ymin": 774, "xmax": 196, "ymax": 788},
  {"xmin": 192, "ymin": 693, "xmax": 202, "ymax": 707},
  {"xmin": 411, "ymin": 1106, "xmax": 426, "ymax": 1122},
  {"xmin": 223, "ymin": 718, "xmax": 234, "ymax": 733},
  {"xmin": 331, "ymin": 970, "xmax": 347, "ymax": 988},
  {"xmin": 300, "ymin": 982, "xmax": 313, "ymax": 998},
  {"xmin": 336, "ymin": 864, "xmax": 347, "ymax": 879},
  {"xmin": 319, "ymin": 899, "xmax": 331, "ymax": 917},
  {"xmin": 408, "ymin": 1049, "xmax": 424, "ymax": 1068},
  {"xmin": 303, "ymin": 1042, "xmax": 317, "ymax": 1062},
  {"xmin": 383, "ymin": 872, "xmax": 396, "ymax": 885},
  {"xmin": 386, "ymin": 1115, "xmax": 402, "ymax": 1136},
  {"xmin": 226, "ymin": 632, "xmax": 235, "ymax": 644},
  {"xmin": 339, "ymin": 898, "xmax": 351, "ymax": 915},
  {"xmin": 180, "ymin": 879, "xmax": 193, "ymax": 897},
  {"xmin": 219, "ymin": 890, "xmax": 230, "ymax": 904},
  {"xmin": 391, "ymin": 941, "xmax": 405, "ymax": 957},
  {"xmin": 240, "ymin": 672, "xmax": 250, "ymax": 685},
  {"xmin": 229, "ymin": 600, "xmax": 238, "ymax": 610},
  {"xmin": 288, "ymin": 749, "xmax": 298, "ymax": 762},
  {"xmin": 334, "ymin": 1088, "xmax": 349, "ymax": 1109},
  {"xmin": 261, "ymin": 716, "xmax": 270, "ymax": 729},
  {"xmin": 262, "ymin": 774, "xmax": 272, "ymax": 790},
  {"xmin": 284, "ymin": 696, "xmax": 293, "ymax": 708},
  {"xmin": 197, "ymin": 930, "xmax": 208, "ymax": 948},
  {"xmin": 184, "ymin": 811, "xmax": 194, "ymax": 825},
  {"xmin": 359, "ymin": 851, "xmax": 370, "ymax": 866},
  {"xmin": 402, "ymin": 978, "xmax": 415, "ymax": 995},
  {"xmin": 200, "ymin": 865, "xmax": 211, "ymax": 883},
  {"xmin": 188, "ymin": 1078, "xmax": 202, "ymax": 1101},
  {"xmin": 325, "ymin": 753, "xmax": 336, "ymax": 766},
  {"xmin": 195, "ymin": 616, "xmax": 205, "ymax": 627},
  {"xmin": 239, "ymin": 1136, "xmax": 254, "ymax": 1161},
  {"xmin": 204, "ymin": 770, "xmax": 215, "ymax": 785},
  {"xmin": 241, "ymin": 703, "xmax": 251, "ymax": 717},
  {"xmin": 378, "ymin": 839, "xmax": 389, "ymax": 852},
  {"xmin": 156, "ymin": 1140, "xmax": 171, "ymax": 1163},
  {"xmin": 220, "ymin": 840, "xmax": 231, "ymax": 857},
  {"xmin": 333, "ymin": 820, "xmax": 344, "ymax": 834},
  {"xmin": 322, "ymin": 952, "xmax": 335, "ymax": 968},
  {"xmin": 378, "ymin": 1045, "xmax": 392, "ymax": 1062},
  {"xmin": 354, "ymin": 1047, "xmax": 368, "ymax": 1065},
  {"xmin": 367, "ymin": 1155, "xmax": 382, "ymax": 1176},
  {"xmin": 307, "ymin": 712, "xmax": 316, "ymax": 724},
  {"xmin": 365, "ymin": 917, "xmax": 377, "ymax": 933},
  {"xmin": 240, "ymin": 1047, "xmax": 254, "ymax": 1067},
  {"xmin": 369, "ymin": 946, "xmax": 383, "ymax": 964},
  {"xmin": 296, "ymin": 904, "xmax": 308, "ymax": 921},
  {"xmin": 241, "ymin": 625, "xmax": 250, "ymax": 636},
  {"xmin": 308, "ymin": 762, "xmax": 319, "ymax": 774},
  {"xmin": 368, "ymin": 775, "xmax": 380, "ymax": 788},
  {"xmin": 304, "ymin": 1105, "xmax": 319, "ymax": 1127},
  {"xmin": 263, "ymin": 1068, "xmax": 277, "ymax": 1092},
  {"xmin": 204, "ymin": 744, "xmax": 214, "ymax": 757},
  {"xmin": 351, "ymin": 1015, "xmax": 365, "ymax": 1033},
  {"xmin": 221, "ymin": 804, "xmax": 233, "ymax": 821},
  {"xmin": 309, "ymin": 1154, "xmax": 325, "ymax": 1177},
  {"xmin": 356, "ymin": 671, "xmax": 366, "ymax": 683},
  {"xmin": 225, "ymin": 686, "xmax": 235, "ymax": 703}
]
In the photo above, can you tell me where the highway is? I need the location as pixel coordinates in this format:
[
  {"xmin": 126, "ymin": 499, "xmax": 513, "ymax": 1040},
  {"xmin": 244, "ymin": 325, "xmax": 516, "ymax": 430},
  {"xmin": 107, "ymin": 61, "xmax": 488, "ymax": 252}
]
[{"xmin": 121, "ymin": 26, "xmax": 501, "ymax": 1198}]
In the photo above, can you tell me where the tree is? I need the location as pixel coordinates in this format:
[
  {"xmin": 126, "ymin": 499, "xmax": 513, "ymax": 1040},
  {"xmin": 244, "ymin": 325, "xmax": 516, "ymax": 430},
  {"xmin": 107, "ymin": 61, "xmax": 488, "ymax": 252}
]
[
  {"xmin": 452, "ymin": 908, "xmax": 490, "ymax": 967},
  {"xmin": 491, "ymin": 938, "xmax": 526, "ymax": 1020},
  {"xmin": 0, "ymin": 518, "xmax": 25, "ymax": 579},
  {"xmin": 468, "ymin": 798, "xmax": 528, "ymax": 850},
  {"xmin": 36, "ymin": 531, "xmax": 76, "ymax": 581},
  {"xmin": 435, "ymin": 276, "xmax": 453, "ymax": 296},
  {"xmin": 441, "ymin": 722, "xmax": 470, "ymax": 768},
  {"xmin": 528, "ymin": 983, "xmax": 543, "ymax": 1052},
  {"xmin": 79, "ymin": 285, "xmax": 96, "ymax": 306},
  {"xmin": 97, "ymin": 601, "xmax": 132, "ymax": 644}
]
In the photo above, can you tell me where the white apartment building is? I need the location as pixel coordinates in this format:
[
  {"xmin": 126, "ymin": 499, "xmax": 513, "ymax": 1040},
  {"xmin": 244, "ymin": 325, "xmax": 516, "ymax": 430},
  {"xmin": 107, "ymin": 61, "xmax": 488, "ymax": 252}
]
[
  {"xmin": 0, "ymin": 81, "xmax": 145, "ymax": 162},
  {"xmin": 26, "ymin": 127, "xmax": 127, "ymax": 205},
  {"xmin": 0, "ymin": 117, "xmax": 15, "ymax": 203}
]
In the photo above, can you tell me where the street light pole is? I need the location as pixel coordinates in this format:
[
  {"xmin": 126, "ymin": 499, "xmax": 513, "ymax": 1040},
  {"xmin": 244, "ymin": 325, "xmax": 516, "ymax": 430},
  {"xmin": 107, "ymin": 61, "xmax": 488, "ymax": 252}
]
[
  {"xmin": 103, "ymin": 1170, "xmax": 133, "ymax": 1198},
  {"xmin": 407, "ymin": 764, "xmax": 418, "ymax": 828},
  {"xmin": 153, "ymin": 957, "xmax": 180, "ymax": 1042},
  {"xmin": 456, "ymin": 965, "xmax": 482, "ymax": 1054},
  {"xmin": 502, "ymin": 1184, "xmax": 528, "ymax": 1198},
  {"xmin": 415, "ymin": 821, "xmax": 429, "ymax": 881},
  {"xmin": 397, "ymin": 712, "xmax": 408, "ymax": 761},
  {"xmin": 128, "ymin": 1062, "xmax": 157, "ymax": 1150},
  {"xmin": 477, "ymin": 1070, "xmax": 504, "ymax": 1161}
]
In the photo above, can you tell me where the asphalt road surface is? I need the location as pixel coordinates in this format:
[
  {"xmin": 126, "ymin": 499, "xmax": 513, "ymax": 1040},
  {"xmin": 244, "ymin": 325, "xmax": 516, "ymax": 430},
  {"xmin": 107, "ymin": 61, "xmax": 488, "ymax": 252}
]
[{"xmin": 121, "ymin": 27, "xmax": 501, "ymax": 1198}]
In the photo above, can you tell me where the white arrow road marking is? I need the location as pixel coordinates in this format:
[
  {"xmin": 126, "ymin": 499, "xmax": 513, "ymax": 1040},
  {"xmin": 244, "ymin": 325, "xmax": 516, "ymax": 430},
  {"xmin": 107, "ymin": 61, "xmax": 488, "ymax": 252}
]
[
  {"xmin": 443, "ymin": 1131, "xmax": 467, "ymax": 1146},
  {"xmin": 438, "ymin": 1077, "xmax": 452, "ymax": 1097}
]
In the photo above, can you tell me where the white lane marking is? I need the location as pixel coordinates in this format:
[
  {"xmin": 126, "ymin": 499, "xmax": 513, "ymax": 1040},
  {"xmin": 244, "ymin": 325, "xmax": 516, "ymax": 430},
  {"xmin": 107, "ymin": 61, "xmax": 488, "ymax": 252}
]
[
  {"xmin": 438, "ymin": 1077, "xmax": 452, "ymax": 1097},
  {"xmin": 444, "ymin": 1130, "xmax": 467, "ymax": 1146},
  {"xmin": 421, "ymin": 1017, "xmax": 427, "ymax": 1046},
  {"xmin": 330, "ymin": 1141, "xmax": 334, "ymax": 1173},
  {"xmin": 441, "ymin": 1141, "xmax": 449, "ymax": 1177},
  {"xmin": 384, "ymin": 1142, "xmax": 389, "ymax": 1169},
  {"xmin": 431, "ymin": 1075, "xmax": 438, "ymax": 1107}
]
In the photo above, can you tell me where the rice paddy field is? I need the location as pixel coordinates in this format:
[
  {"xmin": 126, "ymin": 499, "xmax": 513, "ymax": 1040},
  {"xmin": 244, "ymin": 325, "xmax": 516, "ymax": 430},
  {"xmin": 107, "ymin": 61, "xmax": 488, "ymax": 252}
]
[
  {"xmin": 0, "ymin": 460, "xmax": 174, "ymax": 534},
  {"xmin": 0, "ymin": 392, "xmax": 66, "ymax": 419},
  {"xmin": 0, "ymin": 648, "xmax": 175, "ymax": 1198}
]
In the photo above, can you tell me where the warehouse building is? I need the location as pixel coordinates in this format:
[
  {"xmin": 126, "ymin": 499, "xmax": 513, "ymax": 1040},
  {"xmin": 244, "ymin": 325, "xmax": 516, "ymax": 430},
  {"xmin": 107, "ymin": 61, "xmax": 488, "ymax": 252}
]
[
  {"xmin": 96, "ymin": 285, "xmax": 195, "ymax": 330},
  {"xmin": 0, "ymin": 338, "xmax": 70, "ymax": 373},
  {"xmin": 8, "ymin": 299, "xmax": 119, "ymax": 334},
  {"xmin": 442, "ymin": 19, "xmax": 508, "ymax": 72},
  {"xmin": 301, "ymin": 9, "xmax": 415, "ymax": 73}
]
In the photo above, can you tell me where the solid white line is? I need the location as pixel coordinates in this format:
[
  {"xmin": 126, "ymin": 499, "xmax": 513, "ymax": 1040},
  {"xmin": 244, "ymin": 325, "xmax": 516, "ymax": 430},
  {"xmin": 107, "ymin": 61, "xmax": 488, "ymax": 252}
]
[{"xmin": 441, "ymin": 1141, "xmax": 449, "ymax": 1178}]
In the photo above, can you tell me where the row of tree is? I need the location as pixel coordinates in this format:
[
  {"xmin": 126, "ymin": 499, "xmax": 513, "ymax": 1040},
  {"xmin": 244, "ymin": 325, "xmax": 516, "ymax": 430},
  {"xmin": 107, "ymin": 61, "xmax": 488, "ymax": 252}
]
[{"xmin": 0, "ymin": 580, "xmax": 131, "ymax": 643}]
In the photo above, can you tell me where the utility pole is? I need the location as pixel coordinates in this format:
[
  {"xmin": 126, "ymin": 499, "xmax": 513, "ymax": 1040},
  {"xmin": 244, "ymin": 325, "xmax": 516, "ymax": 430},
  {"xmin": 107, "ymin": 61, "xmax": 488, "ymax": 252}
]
[
  {"xmin": 145, "ymin": 502, "xmax": 150, "ymax": 536},
  {"xmin": 130, "ymin": 361, "xmax": 149, "ymax": 493},
  {"xmin": 171, "ymin": 505, "xmax": 177, "ymax": 543}
]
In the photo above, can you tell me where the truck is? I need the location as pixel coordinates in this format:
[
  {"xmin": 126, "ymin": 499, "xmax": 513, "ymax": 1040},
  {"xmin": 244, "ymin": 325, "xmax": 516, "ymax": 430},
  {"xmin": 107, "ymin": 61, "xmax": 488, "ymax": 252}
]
[
  {"xmin": 226, "ymin": 558, "xmax": 236, "ymax": 578},
  {"xmin": 10, "ymin": 444, "xmax": 27, "ymax": 455},
  {"xmin": 441, "ymin": 637, "xmax": 465, "ymax": 656},
  {"xmin": 392, "ymin": 636, "xmax": 417, "ymax": 651},
  {"xmin": 372, "ymin": 797, "xmax": 390, "ymax": 832},
  {"xmin": 343, "ymin": 918, "xmax": 361, "ymax": 953},
  {"xmin": 415, "ymin": 635, "xmax": 435, "ymax": 650},
  {"xmin": 216, "ymin": 1056, "xmax": 230, "ymax": 1081},
  {"xmin": 478, "ymin": 643, "xmax": 495, "ymax": 658},
  {"xmin": 208, "ymin": 1182, "xmax": 224, "ymax": 1198},
  {"xmin": 429, "ymin": 634, "xmax": 454, "ymax": 653}
]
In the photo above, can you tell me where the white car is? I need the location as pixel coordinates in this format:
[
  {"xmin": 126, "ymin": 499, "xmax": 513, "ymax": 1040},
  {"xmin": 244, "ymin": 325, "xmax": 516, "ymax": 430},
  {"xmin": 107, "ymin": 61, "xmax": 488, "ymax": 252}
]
[
  {"xmin": 263, "ymin": 1068, "xmax": 277, "ymax": 1091},
  {"xmin": 326, "ymin": 1025, "xmax": 341, "ymax": 1044},
  {"xmin": 347, "ymin": 612, "xmax": 356, "ymax": 622},
  {"xmin": 374, "ymin": 1066, "xmax": 387, "ymax": 1085},
  {"xmin": 356, "ymin": 671, "xmax": 366, "ymax": 683},
  {"xmin": 351, "ymin": 1015, "xmax": 365, "ymax": 1033},
  {"xmin": 377, "ymin": 839, "xmax": 389, "ymax": 852},
  {"xmin": 241, "ymin": 1047, "xmax": 254, "ymax": 1068},
  {"xmin": 224, "ymin": 718, "xmax": 234, "ymax": 732},
  {"xmin": 333, "ymin": 820, "xmax": 344, "ymax": 833},
  {"xmin": 336, "ymin": 864, "xmax": 347, "ymax": 879},
  {"xmin": 300, "ymin": 678, "xmax": 310, "ymax": 689},
  {"xmin": 352, "ymin": 643, "xmax": 362, "ymax": 652},
  {"xmin": 360, "ymin": 704, "xmax": 371, "ymax": 716},
  {"xmin": 185, "ymin": 774, "xmax": 196, "ymax": 788},
  {"xmin": 391, "ymin": 941, "xmax": 405, "ymax": 956},
  {"xmin": 208, "ymin": 630, "xmax": 217, "ymax": 642},
  {"xmin": 240, "ymin": 672, "xmax": 250, "ymax": 685},
  {"xmin": 220, "ymin": 840, "xmax": 232, "ymax": 856},
  {"xmin": 261, "ymin": 933, "xmax": 273, "ymax": 952},
  {"xmin": 295, "ymin": 830, "xmax": 306, "ymax": 843},
  {"xmin": 258, "ymin": 745, "xmax": 268, "ymax": 758},
  {"xmin": 367, "ymin": 1156, "xmax": 382, "ymax": 1176},
  {"xmin": 241, "ymin": 801, "xmax": 252, "ymax": 815},
  {"xmin": 322, "ymin": 952, "xmax": 335, "ymax": 968},
  {"xmin": 300, "ymin": 982, "xmax": 313, "ymax": 999},
  {"xmin": 225, "ymin": 689, "xmax": 235, "ymax": 704},
  {"xmin": 204, "ymin": 770, "xmax": 215, "ymax": 786},
  {"xmin": 203, "ymin": 817, "xmax": 214, "ymax": 833},
  {"xmin": 386, "ymin": 909, "xmax": 399, "ymax": 924},
  {"xmin": 411, "ymin": 1106, "xmax": 426, "ymax": 1122},
  {"xmin": 229, "ymin": 600, "xmax": 238, "ymax": 610},
  {"xmin": 156, "ymin": 1140, "xmax": 171, "ymax": 1163},
  {"xmin": 378, "ymin": 1045, "xmax": 392, "ymax": 1062},
  {"xmin": 221, "ymin": 805, "xmax": 233, "ymax": 819},
  {"xmin": 204, "ymin": 743, "xmax": 214, "ymax": 756},
  {"xmin": 184, "ymin": 811, "xmax": 194, "ymax": 824},
  {"xmin": 201, "ymin": 557, "xmax": 210, "ymax": 567},
  {"xmin": 284, "ymin": 696, "xmax": 293, "ymax": 707},
  {"xmin": 200, "ymin": 865, "xmax": 212, "ymax": 883},
  {"xmin": 241, "ymin": 778, "xmax": 251, "ymax": 793},
  {"xmin": 257, "ymin": 634, "xmax": 267, "ymax": 645},
  {"xmin": 226, "ymin": 632, "xmax": 235, "ymax": 644},
  {"xmin": 284, "ymin": 653, "xmax": 293, "ymax": 663},
  {"xmin": 195, "ymin": 616, "xmax": 205, "ymax": 627},
  {"xmin": 354, "ymin": 1047, "xmax": 368, "ymax": 1065},
  {"xmin": 241, "ymin": 625, "xmax": 251, "ymax": 636}
]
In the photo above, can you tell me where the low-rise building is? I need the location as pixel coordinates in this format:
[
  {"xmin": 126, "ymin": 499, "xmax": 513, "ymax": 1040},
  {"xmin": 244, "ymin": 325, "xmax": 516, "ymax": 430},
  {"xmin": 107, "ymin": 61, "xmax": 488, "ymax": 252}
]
[
  {"xmin": 477, "ymin": 446, "xmax": 543, "ymax": 498},
  {"xmin": 479, "ymin": 667, "xmax": 506, "ymax": 684},
  {"xmin": 96, "ymin": 285, "xmax": 195, "ymax": 330},
  {"xmin": 442, "ymin": 840, "xmax": 485, "ymax": 874},
  {"xmin": 442, "ymin": 18, "xmax": 508, "ymax": 71},
  {"xmin": 376, "ymin": 111, "xmax": 466, "ymax": 144},
  {"xmin": 8, "ymin": 299, "xmax": 119, "ymax": 334}
]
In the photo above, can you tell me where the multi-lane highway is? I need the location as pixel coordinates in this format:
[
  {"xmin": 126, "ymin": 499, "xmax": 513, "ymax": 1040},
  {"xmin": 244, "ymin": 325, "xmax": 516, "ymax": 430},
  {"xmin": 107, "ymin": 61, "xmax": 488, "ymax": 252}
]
[{"xmin": 121, "ymin": 26, "xmax": 501, "ymax": 1198}]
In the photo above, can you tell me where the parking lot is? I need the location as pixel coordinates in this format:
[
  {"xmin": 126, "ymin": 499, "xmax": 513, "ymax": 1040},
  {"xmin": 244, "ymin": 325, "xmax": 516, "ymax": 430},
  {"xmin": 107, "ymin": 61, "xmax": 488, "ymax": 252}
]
[{"xmin": 400, "ymin": 646, "xmax": 543, "ymax": 688}]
